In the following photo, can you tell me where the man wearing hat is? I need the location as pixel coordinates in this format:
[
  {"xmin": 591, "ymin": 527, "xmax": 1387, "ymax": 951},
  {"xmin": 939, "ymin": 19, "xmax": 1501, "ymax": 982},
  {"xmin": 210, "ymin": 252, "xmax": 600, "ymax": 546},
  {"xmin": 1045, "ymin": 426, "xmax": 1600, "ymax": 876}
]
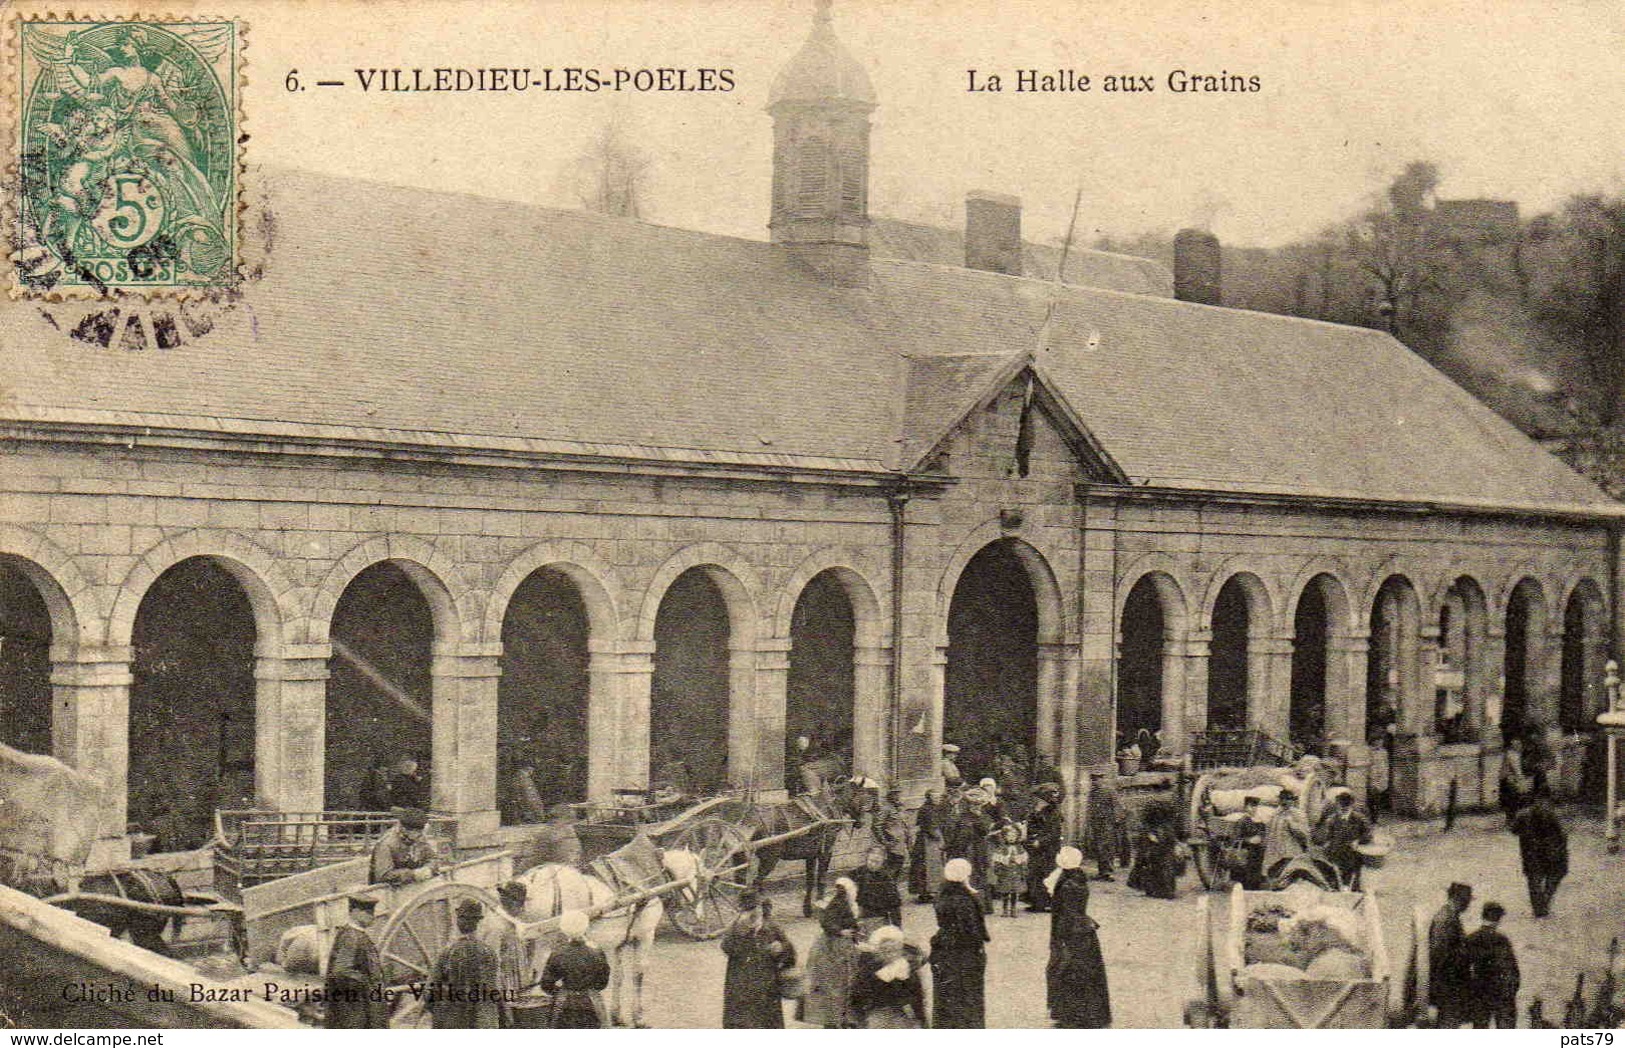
[
  {"xmin": 370, "ymin": 808, "xmax": 440, "ymax": 887},
  {"xmin": 940, "ymin": 744, "xmax": 963, "ymax": 790},
  {"xmin": 720, "ymin": 890, "xmax": 796, "ymax": 1028},
  {"xmin": 1428, "ymin": 882, "xmax": 1474, "ymax": 1028},
  {"xmin": 427, "ymin": 898, "xmax": 501, "ymax": 1028},
  {"xmin": 539, "ymin": 910, "xmax": 610, "ymax": 1028},
  {"xmin": 324, "ymin": 894, "xmax": 387, "ymax": 1029}
]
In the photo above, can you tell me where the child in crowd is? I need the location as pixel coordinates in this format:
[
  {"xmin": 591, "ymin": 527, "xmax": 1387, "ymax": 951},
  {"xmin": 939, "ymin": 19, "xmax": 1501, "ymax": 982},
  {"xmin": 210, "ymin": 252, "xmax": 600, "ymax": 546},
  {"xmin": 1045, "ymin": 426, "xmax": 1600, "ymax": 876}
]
[{"xmin": 990, "ymin": 823, "xmax": 1029, "ymax": 917}]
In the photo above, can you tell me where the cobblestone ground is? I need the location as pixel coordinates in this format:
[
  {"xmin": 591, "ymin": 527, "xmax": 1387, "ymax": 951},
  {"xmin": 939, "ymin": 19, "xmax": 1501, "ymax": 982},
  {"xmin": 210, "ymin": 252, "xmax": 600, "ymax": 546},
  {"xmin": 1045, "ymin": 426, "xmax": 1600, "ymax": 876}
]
[{"xmin": 627, "ymin": 808, "xmax": 1625, "ymax": 1029}]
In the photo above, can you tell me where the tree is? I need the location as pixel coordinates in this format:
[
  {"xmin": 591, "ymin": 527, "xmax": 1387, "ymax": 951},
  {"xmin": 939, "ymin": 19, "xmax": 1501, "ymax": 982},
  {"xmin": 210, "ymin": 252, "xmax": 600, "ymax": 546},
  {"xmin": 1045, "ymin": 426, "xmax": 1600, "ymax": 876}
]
[
  {"xmin": 1344, "ymin": 161, "xmax": 1454, "ymax": 342},
  {"xmin": 565, "ymin": 114, "xmax": 652, "ymax": 219},
  {"xmin": 1529, "ymin": 194, "xmax": 1625, "ymax": 424}
]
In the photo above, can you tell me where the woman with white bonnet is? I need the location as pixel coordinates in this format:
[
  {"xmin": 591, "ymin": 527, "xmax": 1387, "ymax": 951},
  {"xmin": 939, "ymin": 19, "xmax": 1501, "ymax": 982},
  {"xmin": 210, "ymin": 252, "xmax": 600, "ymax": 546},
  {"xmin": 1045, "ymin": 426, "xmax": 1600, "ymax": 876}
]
[
  {"xmin": 1045, "ymin": 846, "xmax": 1111, "ymax": 1027},
  {"xmin": 849, "ymin": 925, "xmax": 928, "ymax": 1028},
  {"xmin": 800, "ymin": 877, "xmax": 859, "ymax": 1028},
  {"xmin": 929, "ymin": 857, "xmax": 990, "ymax": 1027},
  {"xmin": 539, "ymin": 909, "xmax": 610, "ymax": 1028}
]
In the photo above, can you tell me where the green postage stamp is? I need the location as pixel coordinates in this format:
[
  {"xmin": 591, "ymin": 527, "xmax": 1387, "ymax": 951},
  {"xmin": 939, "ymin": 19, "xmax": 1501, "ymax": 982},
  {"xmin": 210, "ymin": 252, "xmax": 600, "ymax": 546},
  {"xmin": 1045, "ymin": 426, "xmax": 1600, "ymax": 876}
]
[{"xmin": 11, "ymin": 16, "xmax": 244, "ymax": 296}]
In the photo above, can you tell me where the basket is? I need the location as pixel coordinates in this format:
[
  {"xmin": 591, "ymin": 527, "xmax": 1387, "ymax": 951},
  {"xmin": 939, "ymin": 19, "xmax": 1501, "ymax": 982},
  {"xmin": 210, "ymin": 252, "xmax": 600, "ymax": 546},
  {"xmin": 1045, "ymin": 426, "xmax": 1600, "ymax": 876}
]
[
  {"xmin": 1353, "ymin": 833, "xmax": 1393, "ymax": 869},
  {"xmin": 778, "ymin": 967, "xmax": 809, "ymax": 1000}
]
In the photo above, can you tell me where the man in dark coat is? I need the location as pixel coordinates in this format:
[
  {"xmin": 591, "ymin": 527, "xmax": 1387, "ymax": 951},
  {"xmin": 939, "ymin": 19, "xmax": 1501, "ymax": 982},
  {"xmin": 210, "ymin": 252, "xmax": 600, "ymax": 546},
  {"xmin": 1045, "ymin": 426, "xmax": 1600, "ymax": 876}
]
[
  {"xmin": 1313, "ymin": 789, "xmax": 1372, "ymax": 889},
  {"xmin": 1427, "ymin": 882, "xmax": 1473, "ymax": 1028},
  {"xmin": 1464, "ymin": 901, "xmax": 1520, "ymax": 1028},
  {"xmin": 1045, "ymin": 847, "xmax": 1111, "ymax": 1028},
  {"xmin": 426, "ymin": 899, "xmax": 501, "ymax": 1029},
  {"xmin": 1081, "ymin": 776, "xmax": 1118, "ymax": 883},
  {"xmin": 324, "ymin": 895, "xmax": 388, "ymax": 1028},
  {"xmin": 1510, "ymin": 792, "xmax": 1568, "ymax": 917},
  {"xmin": 1126, "ymin": 802, "xmax": 1180, "ymax": 900},
  {"xmin": 852, "ymin": 847, "xmax": 903, "ymax": 929},
  {"xmin": 952, "ymin": 796, "xmax": 996, "ymax": 914},
  {"xmin": 876, "ymin": 789, "xmax": 912, "ymax": 882},
  {"xmin": 909, "ymin": 790, "xmax": 945, "ymax": 902},
  {"xmin": 720, "ymin": 891, "xmax": 794, "ymax": 1028},
  {"xmin": 1026, "ymin": 783, "xmax": 1064, "ymax": 909},
  {"xmin": 369, "ymin": 808, "xmax": 439, "ymax": 886},
  {"xmin": 390, "ymin": 756, "xmax": 431, "ymax": 811},
  {"xmin": 539, "ymin": 910, "xmax": 610, "ymax": 1028},
  {"xmin": 930, "ymin": 858, "xmax": 990, "ymax": 1028}
]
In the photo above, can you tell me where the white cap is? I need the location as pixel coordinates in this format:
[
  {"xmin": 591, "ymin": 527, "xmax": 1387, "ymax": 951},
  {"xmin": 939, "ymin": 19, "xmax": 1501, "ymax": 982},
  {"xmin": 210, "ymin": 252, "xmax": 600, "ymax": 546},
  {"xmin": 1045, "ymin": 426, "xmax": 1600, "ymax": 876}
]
[
  {"xmin": 944, "ymin": 858, "xmax": 972, "ymax": 883},
  {"xmin": 559, "ymin": 910, "xmax": 590, "ymax": 938},
  {"xmin": 1056, "ymin": 846, "xmax": 1083, "ymax": 870}
]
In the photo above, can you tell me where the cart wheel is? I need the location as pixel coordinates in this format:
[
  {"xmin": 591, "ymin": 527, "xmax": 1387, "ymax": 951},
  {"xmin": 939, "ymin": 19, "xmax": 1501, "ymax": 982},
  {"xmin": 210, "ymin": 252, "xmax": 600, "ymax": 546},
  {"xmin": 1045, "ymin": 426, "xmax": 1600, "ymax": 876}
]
[
  {"xmin": 375, "ymin": 882, "xmax": 503, "ymax": 987},
  {"xmin": 666, "ymin": 816, "xmax": 758, "ymax": 940},
  {"xmin": 1192, "ymin": 839, "xmax": 1222, "ymax": 891},
  {"xmin": 1301, "ymin": 769, "xmax": 1329, "ymax": 826}
]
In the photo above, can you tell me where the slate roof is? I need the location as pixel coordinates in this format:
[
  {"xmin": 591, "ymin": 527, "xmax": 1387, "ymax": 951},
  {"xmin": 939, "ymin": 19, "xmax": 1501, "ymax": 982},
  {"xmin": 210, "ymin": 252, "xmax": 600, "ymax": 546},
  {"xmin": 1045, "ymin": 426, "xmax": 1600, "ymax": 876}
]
[
  {"xmin": 870, "ymin": 216, "xmax": 1174, "ymax": 298},
  {"xmin": 0, "ymin": 167, "xmax": 1613, "ymax": 512}
]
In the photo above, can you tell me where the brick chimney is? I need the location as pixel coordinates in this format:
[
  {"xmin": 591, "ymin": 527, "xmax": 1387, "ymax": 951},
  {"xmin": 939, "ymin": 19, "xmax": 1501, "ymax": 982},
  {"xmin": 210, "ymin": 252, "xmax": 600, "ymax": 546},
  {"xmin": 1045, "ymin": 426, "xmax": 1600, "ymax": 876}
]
[
  {"xmin": 1173, "ymin": 228, "xmax": 1222, "ymax": 306},
  {"xmin": 965, "ymin": 191, "xmax": 1022, "ymax": 276}
]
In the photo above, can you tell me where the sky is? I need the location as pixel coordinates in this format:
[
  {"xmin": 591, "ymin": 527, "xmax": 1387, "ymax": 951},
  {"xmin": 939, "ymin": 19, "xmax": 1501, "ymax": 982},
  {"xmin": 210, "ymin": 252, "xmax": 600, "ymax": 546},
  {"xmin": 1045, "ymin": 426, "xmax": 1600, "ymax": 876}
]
[{"xmin": 237, "ymin": 0, "xmax": 1625, "ymax": 248}]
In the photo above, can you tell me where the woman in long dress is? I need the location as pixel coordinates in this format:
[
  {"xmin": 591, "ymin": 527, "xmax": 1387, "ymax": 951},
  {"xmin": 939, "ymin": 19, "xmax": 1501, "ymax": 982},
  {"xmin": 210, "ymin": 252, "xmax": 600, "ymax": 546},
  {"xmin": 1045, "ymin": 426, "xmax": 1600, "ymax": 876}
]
[
  {"xmin": 909, "ymin": 790, "xmax": 945, "ymax": 902},
  {"xmin": 1127, "ymin": 802, "xmax": 1180, "ymax": 900},
  {"xmin": 849, "ymin": 926, "xmax": 928, "ymax": 1028},
  {"xmin": 800, "ymin": 877, "xmax": 859, "ymax": 1028},
  {"xmin": 930, "ymin": 858, "xmax": 990, "ymax": 1028},
  {"xmin": 1045, "ymin": 847, "xmax": 1111, "ymax": 1028}
]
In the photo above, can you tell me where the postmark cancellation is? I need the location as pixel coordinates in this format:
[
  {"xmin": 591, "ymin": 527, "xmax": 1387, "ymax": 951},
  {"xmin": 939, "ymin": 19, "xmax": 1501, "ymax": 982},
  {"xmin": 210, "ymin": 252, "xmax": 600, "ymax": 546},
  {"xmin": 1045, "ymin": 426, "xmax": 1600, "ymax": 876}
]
[{"xmin": 7, "ymin": 12, "xmax": 246, "ymax": 298}]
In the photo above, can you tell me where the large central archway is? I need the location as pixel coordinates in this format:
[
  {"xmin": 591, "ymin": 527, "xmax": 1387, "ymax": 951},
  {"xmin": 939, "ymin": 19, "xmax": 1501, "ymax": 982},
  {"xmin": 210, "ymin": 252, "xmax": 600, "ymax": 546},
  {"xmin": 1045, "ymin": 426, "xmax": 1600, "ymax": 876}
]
[
  {"xmin": 651, "ymin": 568, "xmax": 739, "ymax": 793},
  {"xmin": 326, "ymin": 562, "xmax": 438, "ymax": 811},
  {"xmin": 787, "ymin": 570, "xmax": 856, "ymax": 777},
  {"xmin": 1207, "ymin": 575, "xmax": 1270, "ymax": 733},
  {"xmin": 944, "ymin": 540, "xmax": 1041, "ymax": 783},
  {"xmin": 129, "ymin": 557, "xmax": 258, "ymax": 851},
  {"xmin": 498, "ymin": 568, "xmax": 591, "ymax": 821}
]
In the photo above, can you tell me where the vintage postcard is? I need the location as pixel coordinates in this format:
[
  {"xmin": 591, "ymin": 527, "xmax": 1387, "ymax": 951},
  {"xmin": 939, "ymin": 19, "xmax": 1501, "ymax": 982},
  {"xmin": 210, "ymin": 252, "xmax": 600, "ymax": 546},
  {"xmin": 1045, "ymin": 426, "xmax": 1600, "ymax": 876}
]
[{"xmin": 1, "ymin": 0, "xmax": 1623, "ymax": 1033}]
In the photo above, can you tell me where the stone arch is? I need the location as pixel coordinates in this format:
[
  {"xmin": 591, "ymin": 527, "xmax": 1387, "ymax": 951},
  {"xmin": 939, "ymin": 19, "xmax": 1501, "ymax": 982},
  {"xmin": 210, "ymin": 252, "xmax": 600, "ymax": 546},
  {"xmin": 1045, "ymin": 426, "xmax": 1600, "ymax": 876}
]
[
  {"xmin": 1198, "ymin": 563, "xmax": 1279, "ymax": 636},
  {"xmin": 1559, "ymin": 573, "xmax": 1609, "ymax": 623},
  {"xmin": 1117, "ymin": 554, "xmax": 1193, "ymax": 638},
  {"xmin": 311, "ymin": 534, "xmax": 477, "ymax": 645},
  {"xmin": 935, "ymin": 526, "xmax": 1068, "ymax": 646},
  {"xmin": 109, "ymin": 529, "xmax": 297, "ymax": 651},
  {"xmin": 1356, "ymin": 557, "xmax": 1432, "ymax": 624},
  {"xmin": 1432, "ymin": 573, "xmax": 1491, "ymax": 741},
  {"xmin": 483, "ymin": 540, "xmax": 626, "ymax": 646},
  {"xmin": 1493, "ymin": 567, "xmax": 1554, "ymax": 624},
  {"xmin": 1283, "ymin": 559, "xmax": 1357, "ymax": 634},
  {"xmin": 636, "ymin": 543, "xmax": 765, "ymax": 646},
  {"xmin": 1559, "ymin": 574, "xmax": 1608, "ymax": 735},
  {"xmin": 774, "ymin": 549, "xmax": 888, "ymax": 647},
  {"xmin": 0, "ymin": 524, "xmax": 96, "ymax": 647}
]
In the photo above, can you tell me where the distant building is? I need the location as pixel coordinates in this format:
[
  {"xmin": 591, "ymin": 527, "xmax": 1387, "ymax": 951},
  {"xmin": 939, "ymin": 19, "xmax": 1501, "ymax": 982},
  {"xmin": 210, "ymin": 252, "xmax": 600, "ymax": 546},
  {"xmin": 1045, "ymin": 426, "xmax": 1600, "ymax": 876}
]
[{"xmin": 0, "ymin": 2, "xmax": 1617, "ymax": 865}]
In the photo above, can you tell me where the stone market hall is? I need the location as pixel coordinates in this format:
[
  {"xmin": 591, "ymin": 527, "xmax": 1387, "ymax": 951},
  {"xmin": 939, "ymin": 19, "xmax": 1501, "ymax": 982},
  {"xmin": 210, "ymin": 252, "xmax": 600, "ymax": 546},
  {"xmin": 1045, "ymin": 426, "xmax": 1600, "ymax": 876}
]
[{"xmin": 2, "ymin": 4, "xmax": 1620, "ymax": 866}]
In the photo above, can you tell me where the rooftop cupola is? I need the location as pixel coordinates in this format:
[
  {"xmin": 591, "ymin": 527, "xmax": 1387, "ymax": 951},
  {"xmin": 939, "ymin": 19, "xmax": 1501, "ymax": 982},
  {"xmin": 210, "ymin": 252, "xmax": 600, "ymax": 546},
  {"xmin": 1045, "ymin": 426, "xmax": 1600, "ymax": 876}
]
[{"xmin": 768, "ymin": 0, "xmax": 876, "ymax": 287}]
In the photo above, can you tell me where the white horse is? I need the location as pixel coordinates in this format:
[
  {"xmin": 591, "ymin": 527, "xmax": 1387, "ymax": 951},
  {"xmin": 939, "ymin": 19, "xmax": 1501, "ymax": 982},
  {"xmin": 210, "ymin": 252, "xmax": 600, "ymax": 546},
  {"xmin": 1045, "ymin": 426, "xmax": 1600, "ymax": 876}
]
[{"xmin": 511, "ymin": 848, "xmax": 698, "ymax": 1028}]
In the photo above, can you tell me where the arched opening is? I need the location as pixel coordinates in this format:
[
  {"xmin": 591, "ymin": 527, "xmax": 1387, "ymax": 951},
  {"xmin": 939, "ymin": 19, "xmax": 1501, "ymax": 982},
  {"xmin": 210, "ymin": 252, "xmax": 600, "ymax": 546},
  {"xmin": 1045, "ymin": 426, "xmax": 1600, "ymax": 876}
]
[
  {"xmin": 1207, "ymin": 577, "xmax": 1260, "ymax": 732},
  {"xmin": 1560, "ymin": 581, "xmax": 1605, "ymax": 735},
  {"xmin": 1290, "ymin": 579, "xmax": 1332, "ymax": 754},
  {"xmin": 1366, "ymin": 576, "xmax": 1419, "ymax": 743},
  {"xmin": 0, "ymin": 558, "xmax": 57, "ymax": 756},
  {"xmin": 1436, "ymin": 577, "xmax": 1486, "ymax": 743},
  {"xmin": 787, "ymin": 570, "xmax": 856, "ymax": 775},
  {"xmin": 498, "ymin": 568, "xmax": 590, "ymax": 823},
  {"xmin": 129, "ymin": 557, "xmax": 258, "ymax": 852},
  {"xmin": 652, "ymin": 568, "xmax": 735, "ymax": 793},
  {"xmin": 1117, "ymin": 576, "xmax": 1167, "ymax": 744},
  {"xmin": 945, "ymin": 540, "xmax": 1039, "ymax": 782},
  {"xmin": 1502, "ymin": 579, "xmax": 1545, "ymax": 745},
  {"xmin": 326, "ymin": 562, "xmax": 435, "ymax": 811}
]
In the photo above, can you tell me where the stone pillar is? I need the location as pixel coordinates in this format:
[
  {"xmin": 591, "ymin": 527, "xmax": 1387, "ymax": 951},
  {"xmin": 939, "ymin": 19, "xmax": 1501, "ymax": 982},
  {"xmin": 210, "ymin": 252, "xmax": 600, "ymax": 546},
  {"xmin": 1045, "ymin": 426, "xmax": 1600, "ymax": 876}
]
[
  {"xmin": 1327, "ymin": 632, "xmax": 1368, "ymax": 745},
  {"xmin": 51, "ymin": 643, "xmax": 133, "ymax": 868},
  {"xmin": 927, "ymin": 644, "xmax": 949, "ymax": 773},
  {"xmin": 1036, "ymin": 641, "xmax": 1068, "ymax": 762},
  {"xmin": 1160, "ymin": 639, "xmax": 1187, "ymax": 753},
  {"xmin": 852, "ymin": 643, "xmax": 891, "ymax": 782},
  {"xmin": 753, "ymin": 638, "xmax": 791, "ymax": 797},
  {"xmin": 1254, "ymin": 634, "xmax": 1293, "ymax": 741},
  {"xmin": 728, "ymin": 645, "xmax": 759, "ymax": 789},
  {"xmin": 1180, "ymin": 631, "xmax": 1212, "ymax": 749},
  {"xmin": 430, "ymin": 641, "xmax": 502, "ymax": 843},
  {"xmin": 585, "ymin": 640, "xmax": 621, "ymax": 801},
  {"xmin": 1538, "ymin": 624, "xmax": 1565, "ymax": 729},
  {"xmin": 614, "ymin": 640, "xmax": 656, "ymax": 792},
  {"xmin": 253, "ymin": 644, "xmax": 330, "ymax": 812}
]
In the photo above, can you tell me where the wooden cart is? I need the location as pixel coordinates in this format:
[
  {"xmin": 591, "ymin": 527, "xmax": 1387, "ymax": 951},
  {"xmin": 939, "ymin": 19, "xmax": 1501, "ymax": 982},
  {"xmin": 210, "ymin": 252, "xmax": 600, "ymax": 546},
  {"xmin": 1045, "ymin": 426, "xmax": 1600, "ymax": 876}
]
[{"xmin": 1186, "ymin": 884, "xmax": 1421, "ymax": 1028}]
